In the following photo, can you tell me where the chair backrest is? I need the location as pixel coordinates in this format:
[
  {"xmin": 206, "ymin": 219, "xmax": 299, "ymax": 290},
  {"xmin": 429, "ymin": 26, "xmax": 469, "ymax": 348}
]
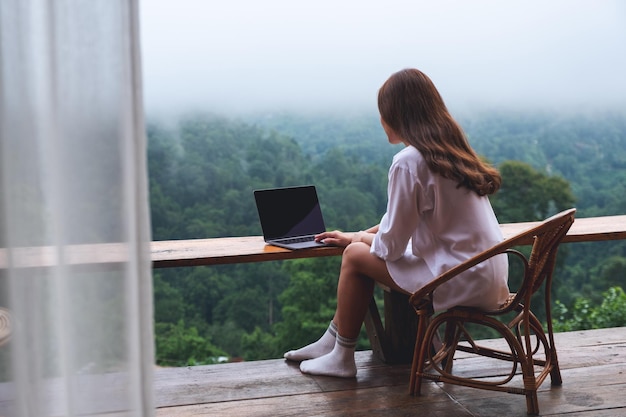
[{"xmin": 514, "ymin": 208, "xmax": 576, "ymax": 304}]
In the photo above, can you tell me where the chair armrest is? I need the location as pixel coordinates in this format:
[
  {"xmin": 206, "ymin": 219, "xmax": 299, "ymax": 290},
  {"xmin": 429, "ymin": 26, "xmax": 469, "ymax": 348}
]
[
  {"xmin": 408, "ymin": 208, "xmax": 576, "ymax": 308},
  {"xmin": 409, "ymin": 243, "xmax": 511, "ymax": 307}
]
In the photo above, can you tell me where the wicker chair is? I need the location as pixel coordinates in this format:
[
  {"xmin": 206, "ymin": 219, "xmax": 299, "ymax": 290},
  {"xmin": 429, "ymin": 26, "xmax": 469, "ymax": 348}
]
[{"xmin": 409, "ymin": 208, "xmax": 576, "ymax": 415}]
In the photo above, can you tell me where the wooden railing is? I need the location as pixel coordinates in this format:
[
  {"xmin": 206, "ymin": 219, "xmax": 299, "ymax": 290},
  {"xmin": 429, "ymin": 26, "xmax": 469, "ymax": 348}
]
[
  {"xmin": 150, "ymin": 215, "xmax": 626, "ymax": 268},
  {"xmin": 2, "ymin": 215, "xmax": 623, "ymax": 269}
]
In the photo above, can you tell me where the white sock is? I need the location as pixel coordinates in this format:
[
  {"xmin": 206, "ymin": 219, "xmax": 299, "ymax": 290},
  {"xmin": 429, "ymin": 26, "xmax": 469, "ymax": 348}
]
[
  {"xmin": 284, "ymin": 321, "xmax": 337, "ymax": 361},
  {"xmin": 299, "ymin": 333, "xmax": 358, "ymax": 378}
]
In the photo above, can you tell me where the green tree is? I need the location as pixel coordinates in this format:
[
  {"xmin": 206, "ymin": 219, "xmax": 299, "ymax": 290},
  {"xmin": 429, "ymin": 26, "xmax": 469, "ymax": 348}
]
[
  {"xmin": 590, "ymin": 256, "xmax": 626, "ymax": 293},
  {"xmin": 554, "ymin": 286, "xmax": 626, "ymax": 332},
  {"xmin": 273, "ymin": 257, "xmax": 341, "ymax": 354},
  {"xmin": 153, "ymin": 273, "xmax": 184, "ymax": 324},
  {"xmin": 491, "ymin": 160, "xmax": 576, "ymax": 223},
  {"xmin": 241, "ymin": 327, "xmax": 281, "ymax": 360},
  {"xmin": 155, "ymin": 320, "xmax": 228, "ymax": 366}
]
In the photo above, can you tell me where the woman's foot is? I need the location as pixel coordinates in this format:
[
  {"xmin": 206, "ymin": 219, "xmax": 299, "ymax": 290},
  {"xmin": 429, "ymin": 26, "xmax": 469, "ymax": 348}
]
[
  {"xmin": 284, "ymin": 321, "xmax": 337, "ymax": 362},
  {"xmin": 299, "ymin": 334, "xmax": 357, "ymax": 378}
]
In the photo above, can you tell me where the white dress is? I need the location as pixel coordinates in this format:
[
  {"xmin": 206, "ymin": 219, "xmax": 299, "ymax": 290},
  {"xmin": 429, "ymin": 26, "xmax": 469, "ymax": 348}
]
[{"xmin": 370, "ymin": 146, "xmax": 510, "ymax": 312}]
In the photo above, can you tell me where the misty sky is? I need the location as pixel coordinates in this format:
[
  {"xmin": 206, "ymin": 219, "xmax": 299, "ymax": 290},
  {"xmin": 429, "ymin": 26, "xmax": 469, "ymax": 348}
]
[{"xmin": 139, "ymin": 0, "xmax": 626, "ymax": 116}]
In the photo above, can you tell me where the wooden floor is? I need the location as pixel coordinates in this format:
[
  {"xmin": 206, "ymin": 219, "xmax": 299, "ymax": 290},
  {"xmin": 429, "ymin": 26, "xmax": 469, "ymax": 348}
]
[{"xmin": 154, "ymin": 327, "xmax": 626, "ymax": 417}]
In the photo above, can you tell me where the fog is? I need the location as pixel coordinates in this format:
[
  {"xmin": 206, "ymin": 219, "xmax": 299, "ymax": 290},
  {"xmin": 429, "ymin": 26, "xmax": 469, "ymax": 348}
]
[{"xmin": 139, "ymin": 0, "xmax": 626, "ymax": 116}]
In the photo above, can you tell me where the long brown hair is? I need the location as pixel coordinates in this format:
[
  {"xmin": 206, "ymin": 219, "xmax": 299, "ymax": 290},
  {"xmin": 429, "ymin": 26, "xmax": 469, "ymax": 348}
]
[{"xmin": 378, "ymin": 68, "xmax": 500, "ymax": 196}]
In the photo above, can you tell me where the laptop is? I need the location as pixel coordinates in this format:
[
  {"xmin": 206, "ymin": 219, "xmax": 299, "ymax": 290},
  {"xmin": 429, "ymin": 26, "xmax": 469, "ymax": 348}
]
[{"xmin": 254, "ymin": 185, "xmax": 330, "ymax": 250}]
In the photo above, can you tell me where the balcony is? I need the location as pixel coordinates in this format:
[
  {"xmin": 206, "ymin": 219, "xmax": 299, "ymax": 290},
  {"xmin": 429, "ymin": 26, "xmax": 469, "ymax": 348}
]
[
  {"xmin": 149, "ymin": 215, "xmax": 626, "ymax": 416},
  {"xmin": 153, "ymin": 326, "xmax": 626, "ymax": 416}
]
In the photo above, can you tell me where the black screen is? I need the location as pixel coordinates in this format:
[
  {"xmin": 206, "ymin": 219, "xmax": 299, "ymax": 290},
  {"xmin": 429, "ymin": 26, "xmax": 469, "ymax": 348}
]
[{"xmin": 254, "ymin": 185, "xmax": 326, "ymax": 240}]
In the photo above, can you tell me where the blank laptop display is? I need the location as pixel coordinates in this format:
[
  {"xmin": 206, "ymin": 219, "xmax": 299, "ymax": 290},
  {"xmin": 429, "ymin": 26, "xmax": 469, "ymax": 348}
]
[{"xmin": 254, "ymin": 185, "xmax": 329, "ymax": 250}]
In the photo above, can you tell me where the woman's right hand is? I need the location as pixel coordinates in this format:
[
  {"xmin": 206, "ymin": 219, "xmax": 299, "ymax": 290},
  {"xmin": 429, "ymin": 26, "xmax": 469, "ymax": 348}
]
[{"xmin": 314, "ymin": 230, "xmax": 355, "ymax": 247}]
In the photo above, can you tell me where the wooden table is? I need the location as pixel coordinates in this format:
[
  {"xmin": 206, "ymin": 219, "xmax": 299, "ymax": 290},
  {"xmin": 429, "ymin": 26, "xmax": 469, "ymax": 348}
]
[
  {"xmin": 151, "ymin": 236, "xmax": 344, "ymax": 268},
  {"xmin": 151, "ymin": 215, "xmax": 626, "ymax": 269}
]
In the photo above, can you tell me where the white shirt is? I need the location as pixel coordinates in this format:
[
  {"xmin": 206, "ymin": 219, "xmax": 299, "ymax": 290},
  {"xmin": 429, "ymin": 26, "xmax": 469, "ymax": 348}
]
[{"xmin": 370, "ymin": 146, "xmax": 509, "ymax": 311}]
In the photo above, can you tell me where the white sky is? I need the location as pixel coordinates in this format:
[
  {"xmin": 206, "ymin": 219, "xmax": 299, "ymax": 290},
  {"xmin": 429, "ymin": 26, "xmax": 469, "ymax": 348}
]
[{"xmin": 139, "ymin": 0, "xmax": 626, "ymax": 116}]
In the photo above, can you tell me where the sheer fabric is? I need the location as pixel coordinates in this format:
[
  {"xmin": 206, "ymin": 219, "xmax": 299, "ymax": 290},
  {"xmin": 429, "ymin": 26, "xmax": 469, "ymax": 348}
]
[{"xmin": 0, "ymin": 0, "xmax": 154, "ymax": 415}]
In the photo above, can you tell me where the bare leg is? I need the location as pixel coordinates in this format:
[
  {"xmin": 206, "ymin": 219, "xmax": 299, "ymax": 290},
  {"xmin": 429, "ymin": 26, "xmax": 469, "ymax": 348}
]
[
  {"xmin": 332, "ymin": 244, "xmax": 376, "ymax": 338},
  {"xmin": 299, "ymin": 242, "xmax": 403, "ymax": 377}
]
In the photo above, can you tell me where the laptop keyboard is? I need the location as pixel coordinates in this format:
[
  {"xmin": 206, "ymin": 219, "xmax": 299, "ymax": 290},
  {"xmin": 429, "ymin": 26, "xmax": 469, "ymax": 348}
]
[{"xmin": 277, "ymin": 236, "xmax": 315, "ymax": 244}]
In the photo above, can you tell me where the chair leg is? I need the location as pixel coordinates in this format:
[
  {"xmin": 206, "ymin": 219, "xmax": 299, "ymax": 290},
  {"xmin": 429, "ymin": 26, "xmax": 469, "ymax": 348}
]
[
  {"xmin": 521, "ymin": 315, "xmax": 542, "ymax": 415},
  {"xmin": 409, "ymin": 312, "xmax": 429, "ymax": 395},
  {"xmin": 550, "ymin": 355, "xmax": 563, "ymax": 386},
  {"xmin": 526, "ymin": 391, "xmax": 540, "ymax": 415},
  {"xmin": 409, "ymin": 329, "xmax": 420, "ymax": 394},
  {"xmin": 442, "ymin": 318, "xmax": 459, "ymax": 374},
  {"xmin": 529, "ymin": 310, "xmax": 562, "ymax": 386},
  {"xmin": 544, "ymin": 320, "xmax": 563, "ymax": 386}
]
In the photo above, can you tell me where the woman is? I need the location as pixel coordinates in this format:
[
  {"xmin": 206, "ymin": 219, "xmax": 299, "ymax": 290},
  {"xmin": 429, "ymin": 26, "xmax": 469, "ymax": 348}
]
[{"xmin": 284, "ymin": 68, "xmax": 509, "ymax": 378}]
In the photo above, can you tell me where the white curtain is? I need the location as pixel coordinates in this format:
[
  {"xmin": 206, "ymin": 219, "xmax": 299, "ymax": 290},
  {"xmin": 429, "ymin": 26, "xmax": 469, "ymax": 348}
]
[{"xmin": 0, "ymin": 0, "xmax": 154, "ymax": 416}]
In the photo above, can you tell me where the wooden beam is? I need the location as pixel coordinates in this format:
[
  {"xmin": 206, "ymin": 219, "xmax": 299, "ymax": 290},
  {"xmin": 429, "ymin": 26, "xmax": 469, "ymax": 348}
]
[
  {"xmin": 0, "ymin": 215, "xmax": 624, "ymax": 269},
  {"xmin": 150, "ymin": 215, "xmax": 626, "ymax": 268},
  {"xmin": 499, "ymin": 214, "xmax": 626, "ymax": 244},
  {"xmin": 150, "ymin": 236, "xmax": 344, "ymax": 268}
]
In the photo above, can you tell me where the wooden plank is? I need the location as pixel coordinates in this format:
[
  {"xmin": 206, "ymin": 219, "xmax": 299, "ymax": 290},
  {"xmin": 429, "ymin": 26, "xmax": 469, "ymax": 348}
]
[
  {"xmin": 0, "ymin": 371, "xmax": 152, "ymax": 416},
  {"xmin": 441, "ymin": 363, "xmax": 626, "ymax": 417},
  {"xmin": 1, "ymin": 215, "xmax": 624, "ymax": 269},
  {"xmin": 0, "ymin": 238, "xmax": 344, "ymax": 269},
  {"xmin": 156, "ymin": 383, "xmax": 471, "ymax": 417},
  {"xmin": 154, "ymin": 350, "xmax": 457, "ymax": 416},
  {"xmin": 499, "ymin": 214, "xmax": 626, "ymax": 244},
  {"xmin": 430, "ymin": 327, "xmax": 626, "ymax": 376},
  {"xmin": 0, "ymin": 243, "xmax": 131, "ymax": 269},
  {"xmin": 153, "ymin": 358, "xmax": 318, "ymax": 407},
  {"xmin": 150, "ymin": 236, "xmax": 344, "ymax": 268},
  {"xmin": 150, "ymin": 215, "xmax": 626, "ymax": 268},
  {"xmin": 153, "ymin": 351, "xmax": 402, "ymax": 408},
  {"xmin": 152, "ymin": 328, "xmax": 626, "ymax": 417}
]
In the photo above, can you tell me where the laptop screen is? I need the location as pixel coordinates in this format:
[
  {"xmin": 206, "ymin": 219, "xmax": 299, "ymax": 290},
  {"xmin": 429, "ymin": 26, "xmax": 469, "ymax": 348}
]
[{"xmin": 254, "ymin": 185, "xmax": 326, "ymax": 240}]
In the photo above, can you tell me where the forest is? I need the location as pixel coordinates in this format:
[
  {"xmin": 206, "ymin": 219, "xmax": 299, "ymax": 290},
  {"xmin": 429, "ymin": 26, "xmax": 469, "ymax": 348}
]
[{"xmin": 147, "ymin": 109, "xmax": 626, "ymax": 366}]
